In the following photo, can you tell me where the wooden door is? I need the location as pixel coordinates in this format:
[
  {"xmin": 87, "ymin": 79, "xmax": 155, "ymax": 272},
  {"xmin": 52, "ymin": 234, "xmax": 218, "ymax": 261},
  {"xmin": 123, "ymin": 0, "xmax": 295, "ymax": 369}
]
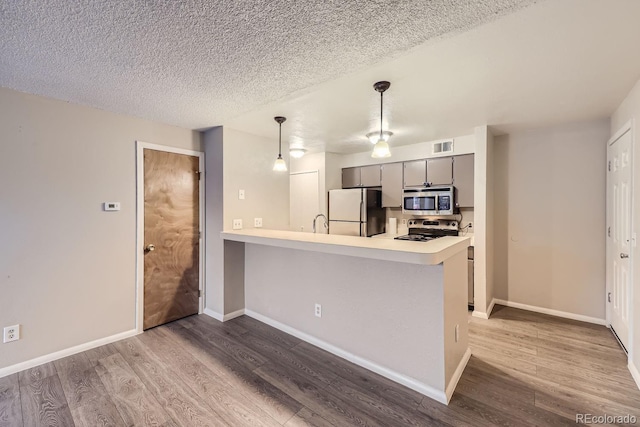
[
  {"xmin": 144, "ymin": 149, "xmax": 200, "ymax": 330},
  {"xmin": 403, "ymin": 160, "xmax": 427, "ymax": 187},
  {"xmin": 360, "ymin": 165, "xmax": 382, "ymax": 187},
  {"xmin": 381, "ymin": 162, "xmax": 403, "ymax": 207},
  {"xmin": 290, "ymin": 171, "xmax": 320, "ymax": 232},
  {"xmin": 607, "ymin": 130, "xmax": 632, "ymax": 350},
  {"xmin": 342, "ymin": 167, "xmax": 361, "ymax": 188},
  {"xmin": 453, "ymin": 154, "xmax": 475, "ymax": 208},
  {"xmin": 426, "ymin": 157, "xmax": 453, "ymax": 185}
]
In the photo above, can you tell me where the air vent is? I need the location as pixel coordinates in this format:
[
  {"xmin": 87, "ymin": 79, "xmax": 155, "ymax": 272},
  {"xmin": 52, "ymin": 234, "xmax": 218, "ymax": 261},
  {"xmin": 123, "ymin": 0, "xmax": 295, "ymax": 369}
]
[{"xmin": 432, "ymin": 140, "xmax": 454, "ymax": 154}]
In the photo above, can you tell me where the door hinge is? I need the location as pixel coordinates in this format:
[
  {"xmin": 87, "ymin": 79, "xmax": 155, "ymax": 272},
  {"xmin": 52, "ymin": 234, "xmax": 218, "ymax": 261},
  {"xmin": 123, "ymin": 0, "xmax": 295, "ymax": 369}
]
[
  {"xmin": 608, "ymin": 292, "xmax": 611, "ymax": 303},
  {"xmin": 198, "ymin": 290, "xmax": 201, "ymax": 298},
  {"xmin": 608, "ymin": 161, "xmax": 611, "ymax": 172},
  {"xmin": 196, "ymin": 171, "xmax": 202, "ymax": 180},
  {"xmin": 608, "ymin": 226, "xmax": 611, "ymax": 237}
]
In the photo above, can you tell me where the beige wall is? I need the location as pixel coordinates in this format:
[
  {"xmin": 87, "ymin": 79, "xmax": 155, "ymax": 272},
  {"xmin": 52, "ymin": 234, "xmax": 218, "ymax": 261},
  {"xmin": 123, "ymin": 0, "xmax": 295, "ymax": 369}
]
[
  {"xmin": 493, "ymin": 119, "xmax": 609, "ymax": 320},
  {"xmin": 611, "ymin": 78, "xmax": 640, "ymax": 376},
  {"xmin": 203, "ymin": 126, "xmax": 289, "ymax": 317},
  {"xmin": 0, "ymin": 87, "xmax": 201, "ymax": 370}
]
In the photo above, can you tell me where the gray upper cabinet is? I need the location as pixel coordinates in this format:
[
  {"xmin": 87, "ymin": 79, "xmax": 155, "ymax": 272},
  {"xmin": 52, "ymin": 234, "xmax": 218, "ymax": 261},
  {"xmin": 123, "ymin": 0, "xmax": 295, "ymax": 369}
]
[
  {"xmin": 381, "ymin": 162, "xmax": 403, "ymax": 207},
  {"xmin": 426, "ymin": 157, "xmax": 453, "ymax": 186},
  {"xmin": 360, "ymin": 165, "xmax": 382, "ymax": 187},
  {"xmin": 453, "ymin": 154, "xmax": 474, "ymax": 208},
  {"xmin": 342, "ymin": 167, "xmax": 361, "ymax": 188},
  {"xmin": 403, "ymin": 160, "xmax": 427, "ymax": 187}
]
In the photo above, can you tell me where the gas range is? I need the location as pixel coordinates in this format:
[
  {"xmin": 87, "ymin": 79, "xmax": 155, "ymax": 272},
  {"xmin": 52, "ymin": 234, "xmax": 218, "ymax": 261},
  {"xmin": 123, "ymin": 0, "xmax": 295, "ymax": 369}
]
[{"xmin": 394, "ymin": 219, "xmax": 459, "ymax": 242}]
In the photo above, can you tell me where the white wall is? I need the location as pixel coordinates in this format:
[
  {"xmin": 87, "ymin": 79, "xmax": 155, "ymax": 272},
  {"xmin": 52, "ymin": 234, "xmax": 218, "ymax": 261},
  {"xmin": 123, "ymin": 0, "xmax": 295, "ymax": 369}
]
[
  {"xmin": 611, "ymin": 78, "xmax": 640, "ymax": 381},
  {"xmin": 203, "ymin": 126, "xmax": 289, "ymax": 317},
  {"xmin": 0, "ymin": 87, "xmax": 201, "ymax": 370},
  {"xmin": 493, "ymin": 119, "xmax": 610, "ymax": 321}
]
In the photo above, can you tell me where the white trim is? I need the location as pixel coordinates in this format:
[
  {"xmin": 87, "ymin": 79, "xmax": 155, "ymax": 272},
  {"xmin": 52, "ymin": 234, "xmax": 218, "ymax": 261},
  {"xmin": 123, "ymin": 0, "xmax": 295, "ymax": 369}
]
[
  {"xmin": 203, "ymin": 308, "xmax": 224, "ymax": 322},
  {"xmin": 608, "ymin": 120, "xmax": 634, "ymax": 146},
  {"xmin": 135, "ymin": 141, "xmax": 205, "ymax": 333},
  {"xmin": 494, "ymin": 299, "xmax": 607, "ymax": 325},
  {"xmin": 629, "ymin": 361, "xmax": 640, "ymax": 391},
  {"xmin": 244, "ymin": 309, "xmax": 448, "ymax": 404},
  {"xmin": 0, "ymin": 329, "xmax": 138, "ymax": 379},
  {"xmin": 223, "ymin": 309, "xmax": 245, "ymax": 321},
  {"xmin": 289, "ymin": 169, "xmax": 319, "ymax": 176},
  {"xmin": 445, "ymin": 348, "xmax": 471, "ymax": 403},
  {"xmin": 471, "ymin": 310, "xmax": 489, "ymax": 320}
]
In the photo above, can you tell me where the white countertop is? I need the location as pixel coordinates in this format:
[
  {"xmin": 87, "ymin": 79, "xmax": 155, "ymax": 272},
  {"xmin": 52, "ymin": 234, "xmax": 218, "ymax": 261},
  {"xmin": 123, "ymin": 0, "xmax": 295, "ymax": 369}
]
[{"xmin": 221, "ymin": 228, "xmax": 470, "ymax": 265}]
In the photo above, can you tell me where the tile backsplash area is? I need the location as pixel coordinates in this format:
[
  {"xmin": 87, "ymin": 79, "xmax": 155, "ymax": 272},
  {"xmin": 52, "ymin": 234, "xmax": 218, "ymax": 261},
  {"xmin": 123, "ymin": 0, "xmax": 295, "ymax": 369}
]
[{"xmin": 385, "ymin": 208, "xmax": 474, "ymax": 236}]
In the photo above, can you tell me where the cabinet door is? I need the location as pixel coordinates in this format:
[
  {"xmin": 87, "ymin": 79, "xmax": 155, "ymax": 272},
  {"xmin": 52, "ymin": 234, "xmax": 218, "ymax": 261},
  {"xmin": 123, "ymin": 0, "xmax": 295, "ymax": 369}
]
[
  {"xmin": 453, "ymin": 154, "xmax": 474, "ymax": 207},
  {"xmin": 360, "ymin": 165, "xmax": 381, "ymax": 187},
  {"xmin": 381, "ymin": 162, "xmax": 403, "ymax": 207},
  {"xmin": 342, "ymin": 167, "xmax": 361, "ymax": 188},
  {"xmin": 403, "ymin": 160, "xmax": 427, "ymax": 187},
  {"xmin": 426, "ymin": 157, "xmax": 453, "ymax": 186}
]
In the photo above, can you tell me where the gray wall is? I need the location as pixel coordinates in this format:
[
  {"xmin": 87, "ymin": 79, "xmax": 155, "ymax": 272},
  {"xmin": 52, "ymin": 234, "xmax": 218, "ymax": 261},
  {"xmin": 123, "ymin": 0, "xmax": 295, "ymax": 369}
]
[
  {"xmin": 0, "ymin": 87, "xmax": 201, "ymax": 369},
  {"xmin": 493, "ymin": 119, "xmax": 609, "ymax": 320}
]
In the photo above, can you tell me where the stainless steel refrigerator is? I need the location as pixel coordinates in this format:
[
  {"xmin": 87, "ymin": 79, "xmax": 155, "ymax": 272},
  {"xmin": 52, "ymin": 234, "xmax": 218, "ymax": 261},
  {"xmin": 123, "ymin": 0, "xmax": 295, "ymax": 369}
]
[{"xmin": 328, "ymin": 189, "xmax": 385, "ymax": 237}]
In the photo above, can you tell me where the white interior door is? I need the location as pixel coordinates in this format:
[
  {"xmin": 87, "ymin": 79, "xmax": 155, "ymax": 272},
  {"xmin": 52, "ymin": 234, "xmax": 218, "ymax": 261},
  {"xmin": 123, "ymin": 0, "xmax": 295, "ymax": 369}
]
[
  {"xmin": 290, "ymin": 171, "xmax": 320, "ymax": 233},
  {"xmin": 607, "ymin": 129, "xmax": 632, "ymax": 351}
]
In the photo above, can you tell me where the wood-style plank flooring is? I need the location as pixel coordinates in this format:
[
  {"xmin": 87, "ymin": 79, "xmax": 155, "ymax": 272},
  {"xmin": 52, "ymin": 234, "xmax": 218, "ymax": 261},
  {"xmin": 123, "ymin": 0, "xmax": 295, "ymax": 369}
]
[{"xmin": 2, "ymin": 305, "xmax": 640, "ymax": 426}]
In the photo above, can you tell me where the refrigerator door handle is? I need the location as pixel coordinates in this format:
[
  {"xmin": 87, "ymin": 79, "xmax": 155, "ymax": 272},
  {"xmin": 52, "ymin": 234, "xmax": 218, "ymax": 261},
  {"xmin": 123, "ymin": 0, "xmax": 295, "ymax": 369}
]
[{"xmin": 359, "ymin": 200, "xmax": 364, "ymax": 236}]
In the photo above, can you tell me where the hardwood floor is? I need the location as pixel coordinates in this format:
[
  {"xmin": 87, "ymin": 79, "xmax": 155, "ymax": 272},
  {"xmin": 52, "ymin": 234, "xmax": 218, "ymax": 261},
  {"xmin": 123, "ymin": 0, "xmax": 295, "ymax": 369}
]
[{"xmin": 2, "ymin": 305, "xmax": 639, "ymax": 426}]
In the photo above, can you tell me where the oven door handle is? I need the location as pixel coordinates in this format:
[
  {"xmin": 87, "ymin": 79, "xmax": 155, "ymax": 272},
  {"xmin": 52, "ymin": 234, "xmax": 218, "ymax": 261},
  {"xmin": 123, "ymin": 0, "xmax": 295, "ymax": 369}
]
[{"xmin": 435, "ymin": 194, "xmax": 439, "ymax": 214}]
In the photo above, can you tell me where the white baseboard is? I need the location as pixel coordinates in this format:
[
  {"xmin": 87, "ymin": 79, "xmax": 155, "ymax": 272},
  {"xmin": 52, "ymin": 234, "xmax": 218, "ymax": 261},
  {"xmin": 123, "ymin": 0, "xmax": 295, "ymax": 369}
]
[
  {"xmin": 471, "ymin": 298, "xmax": 497, "ymax": 320},
  {"xmin": 203, "ymin": 308, "xmax": 223, "ymax": 321},
  {"xmin": 629, "ymin": 361, "xmax": 640, "ymax": 391},
  {"xmin": 0, "ymin": 329, "xmax": 139, "ymax": 379},
  {"xmin": 223, "ymin": 309, "xmax": 245, "ymax": 321},
  {"xmin": 493, "ymin": 299, "xmax": 606, "ymax": 325},
  {"xmin": 244, "ymin": 309, "xmax": 448, "ymax": 404},
  {"xmin": 445, "ymin": 348, "xmax": 471, "ymax": 403}
]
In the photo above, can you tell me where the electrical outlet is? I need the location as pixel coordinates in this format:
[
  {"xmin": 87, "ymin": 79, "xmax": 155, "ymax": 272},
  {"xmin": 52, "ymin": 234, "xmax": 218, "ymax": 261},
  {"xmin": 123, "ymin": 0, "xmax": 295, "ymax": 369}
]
[
  {"xmin": 3, "ymin": 324, "xmax": 20, "ymax": 343},
  {"xmin": 468, "ymin": 222, "xmax": 473, "ymax": 229},
  {"xmin": 401, "ymin": 219, "xmax": 407, "ymax": 225},
  {"xmin": 232, "ymin": 219, "xmax": 243, "ymax": 230},
  {"xmin": 238, "ymin": 189, "xmax": 245, "ymax": 200},
  {"xmin": 254, "ymin": 218, "xmax": 263, "ymax": 228},
  {"xmin": 454, "ymin": 324, "xmax": 459, "ymax": 343},
  {"xmin": 315, "ymin": 304, "xmax": 322, "ymax": 318}
]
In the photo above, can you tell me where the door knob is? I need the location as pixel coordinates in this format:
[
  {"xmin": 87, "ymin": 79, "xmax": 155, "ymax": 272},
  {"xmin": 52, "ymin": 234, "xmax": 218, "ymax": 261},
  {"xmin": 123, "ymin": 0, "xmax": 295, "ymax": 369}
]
[
  {"xmin": 145, "ymin": 244, "xmax": 156, "ymax": 252},
  {"xmin": 620, "ymin": 253, "xmax": 629, "ymax": 259}
]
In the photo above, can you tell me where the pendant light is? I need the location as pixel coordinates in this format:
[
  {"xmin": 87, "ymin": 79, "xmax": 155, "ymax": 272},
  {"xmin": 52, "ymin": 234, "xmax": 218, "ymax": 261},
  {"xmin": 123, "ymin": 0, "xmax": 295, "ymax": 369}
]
[
  {"xmin": 371, "ymin": 81, "xmax": 392, "ymax": 158},
  {"xmin": 273, "ymin": 116, "xmax": 287, "ymax": 172}
]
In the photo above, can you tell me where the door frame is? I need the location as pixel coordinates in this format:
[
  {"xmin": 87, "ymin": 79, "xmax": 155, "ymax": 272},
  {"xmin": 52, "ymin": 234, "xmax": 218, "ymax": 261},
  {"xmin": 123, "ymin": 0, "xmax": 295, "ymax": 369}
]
[
  {"xmin": 606, "ymin": 119, "xmax": 634, "ymax": 355},
  {"xmin": 135, "ymin": 141, "xmax": 205, "ymax": 333}
]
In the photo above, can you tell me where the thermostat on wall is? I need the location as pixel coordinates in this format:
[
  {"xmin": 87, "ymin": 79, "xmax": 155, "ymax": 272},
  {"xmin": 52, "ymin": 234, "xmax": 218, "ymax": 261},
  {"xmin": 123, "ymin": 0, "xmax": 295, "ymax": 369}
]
[{"xmin": 104, "ymin": 202, "xmax": 121, "ymax": 211}]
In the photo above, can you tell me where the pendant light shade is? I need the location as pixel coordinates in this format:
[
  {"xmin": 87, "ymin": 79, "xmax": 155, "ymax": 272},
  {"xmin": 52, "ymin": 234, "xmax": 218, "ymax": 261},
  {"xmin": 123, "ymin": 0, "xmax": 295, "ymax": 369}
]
[
  {"xmin": 273, "ymin": 116, "xmax": 287, "ymax": 172},
  {"xmin": 371, "ymin": 81, "xmax": 392, "ymax": 158}
]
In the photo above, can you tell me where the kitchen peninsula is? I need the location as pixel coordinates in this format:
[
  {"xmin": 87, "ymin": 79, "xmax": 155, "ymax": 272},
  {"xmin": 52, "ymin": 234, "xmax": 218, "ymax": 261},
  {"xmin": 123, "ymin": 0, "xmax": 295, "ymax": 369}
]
[{"xmin": 221, "ymin": 229, "xmax": 471, "ymax": 404}]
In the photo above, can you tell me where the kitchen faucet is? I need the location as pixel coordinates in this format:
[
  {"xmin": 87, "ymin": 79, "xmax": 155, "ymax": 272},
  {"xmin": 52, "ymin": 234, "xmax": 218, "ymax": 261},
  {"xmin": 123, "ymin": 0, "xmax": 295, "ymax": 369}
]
[{"xmin": 313, "ymin": 214, "xmax": 328, "ymax": 233}]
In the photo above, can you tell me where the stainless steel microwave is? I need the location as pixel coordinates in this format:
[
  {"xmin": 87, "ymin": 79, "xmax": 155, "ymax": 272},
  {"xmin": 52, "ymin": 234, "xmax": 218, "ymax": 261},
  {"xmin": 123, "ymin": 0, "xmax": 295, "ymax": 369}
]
[{"xmin": 402, "ymin": 186, "xmax": 455, "ymax": 216}]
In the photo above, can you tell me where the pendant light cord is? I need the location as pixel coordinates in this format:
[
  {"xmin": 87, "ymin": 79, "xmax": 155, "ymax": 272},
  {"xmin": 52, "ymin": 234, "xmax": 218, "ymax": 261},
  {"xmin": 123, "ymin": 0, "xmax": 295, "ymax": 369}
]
[
  {"xmin": 379, "ymin": 90, "xmax": 384, "ymax": 140},
  {"xmin": 279, "ymin": 122, "xmax": 282, "ymax": 156}
]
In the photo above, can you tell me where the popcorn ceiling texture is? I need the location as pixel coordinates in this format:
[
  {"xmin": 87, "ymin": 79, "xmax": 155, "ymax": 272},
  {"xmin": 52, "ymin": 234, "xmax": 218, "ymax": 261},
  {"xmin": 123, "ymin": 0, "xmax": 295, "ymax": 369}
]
[{"xmin": 0, "ymin": 0, "xmax": 535, "ymax": 129}]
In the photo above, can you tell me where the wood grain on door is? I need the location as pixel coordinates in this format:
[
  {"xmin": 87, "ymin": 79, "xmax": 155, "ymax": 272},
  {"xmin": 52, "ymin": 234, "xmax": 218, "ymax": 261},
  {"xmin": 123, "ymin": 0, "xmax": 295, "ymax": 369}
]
[{"xmin": 143, "ymin": 149, "xmax": 200, "ymax": 330}]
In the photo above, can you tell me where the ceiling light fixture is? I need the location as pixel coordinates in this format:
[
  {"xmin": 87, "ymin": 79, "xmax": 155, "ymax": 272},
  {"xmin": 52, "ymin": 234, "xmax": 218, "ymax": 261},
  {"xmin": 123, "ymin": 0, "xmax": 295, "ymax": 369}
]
[
  {"xmin": 273, "ymin": 116, "xmax": 287, "ymax": 172},
  {"xmin": 289, "ymin": 147, "xmax": 307, "ymax": 159},
  {"xmin": 371, "ymin": 81, "xmax": 392, "ymax": 158},
  {"xmin": 366, "ymin": 131, "xmax": 393, "ymax": 145}
]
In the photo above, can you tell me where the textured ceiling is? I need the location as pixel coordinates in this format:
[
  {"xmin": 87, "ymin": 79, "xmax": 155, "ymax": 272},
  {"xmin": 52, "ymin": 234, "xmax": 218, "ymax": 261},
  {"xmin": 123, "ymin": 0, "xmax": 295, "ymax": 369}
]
[{"xmin": 0, "ymin": 0, "xmax": 536, "ymax": 131}]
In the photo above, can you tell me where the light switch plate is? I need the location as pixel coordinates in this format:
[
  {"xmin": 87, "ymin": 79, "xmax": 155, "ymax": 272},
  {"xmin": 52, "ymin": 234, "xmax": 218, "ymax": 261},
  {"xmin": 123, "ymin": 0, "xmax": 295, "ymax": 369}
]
[
  {"xmin": 232, "ymin": 219, "xmax": 243, "ymax": 230},
  {"xmin": 104, "ymin": 202, "xmax": 121, "ymax": 211},
  {"xmin": 238, "ymin": 189, "xmax": 245, "ymax": 200},
  {"xmin": 254, "ymin": 218, "xmax": 263, "ymax": 228}
]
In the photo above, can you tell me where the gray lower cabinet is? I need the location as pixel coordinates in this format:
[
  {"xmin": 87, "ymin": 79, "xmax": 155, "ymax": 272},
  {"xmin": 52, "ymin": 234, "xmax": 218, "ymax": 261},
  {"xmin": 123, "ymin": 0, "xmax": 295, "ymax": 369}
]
[
  {"xmin": 360, "ymin": 164, "xmax": 382, "ymax": 187},
  {"xmin": 381, "ymin": 162, "xmax": 403, "ymax": 207},
  {"xmin": 342, "ymin": 167, "xmax": 361, "ymax": 188},
  {"xmin": 453, "ymin": 154, "xmax": 474, "ymax": 207},
  {"xmin": 426, "ymin": 157, "xmax": 453, "ymax": 186},
  {"xmin": 403, "ymin": 160, "xmax": 427, "ymax": 187}
]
